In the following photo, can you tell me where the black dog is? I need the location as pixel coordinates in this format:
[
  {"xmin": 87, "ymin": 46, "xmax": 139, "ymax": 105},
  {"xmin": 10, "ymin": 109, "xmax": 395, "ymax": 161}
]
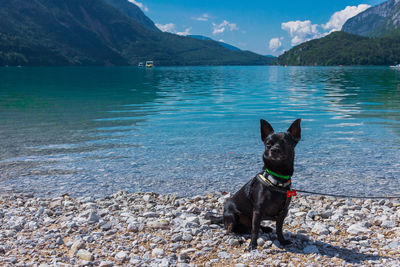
[{"xmin": 208, "ymin": 119, "xmax": 301, "ymax": 250}]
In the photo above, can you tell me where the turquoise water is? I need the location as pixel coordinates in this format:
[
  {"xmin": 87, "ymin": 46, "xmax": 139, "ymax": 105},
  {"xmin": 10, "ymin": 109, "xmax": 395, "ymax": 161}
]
[{"xmin": 0, "ymin": 66, "xmax": 399, "ymax": 197}]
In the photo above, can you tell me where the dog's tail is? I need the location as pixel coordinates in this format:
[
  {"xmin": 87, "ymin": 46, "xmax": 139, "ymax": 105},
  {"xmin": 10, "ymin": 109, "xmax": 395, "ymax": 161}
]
[{"xmin": 204, "ymin": 212, "xmax": 223, "ymax": 225}]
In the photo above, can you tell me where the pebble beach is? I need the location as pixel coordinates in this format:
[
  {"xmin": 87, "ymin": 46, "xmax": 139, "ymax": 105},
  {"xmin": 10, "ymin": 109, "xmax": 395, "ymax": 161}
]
[{"xmin": 0, "ymin": 191, "xmax": 399, "ymax": 267}]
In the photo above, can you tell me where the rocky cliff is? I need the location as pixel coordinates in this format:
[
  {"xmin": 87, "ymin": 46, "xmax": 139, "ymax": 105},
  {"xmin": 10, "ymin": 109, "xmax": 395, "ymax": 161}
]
[{"xmin": 342, "ymin": 0, "xmax": 400, "ymax": 37}]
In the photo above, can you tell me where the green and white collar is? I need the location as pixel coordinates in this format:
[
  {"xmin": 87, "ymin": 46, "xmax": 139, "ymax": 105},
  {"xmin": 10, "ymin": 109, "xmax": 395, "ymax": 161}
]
[{"xmin": 257, "ymin": 168, "xmax": 292, "ymax": 188}]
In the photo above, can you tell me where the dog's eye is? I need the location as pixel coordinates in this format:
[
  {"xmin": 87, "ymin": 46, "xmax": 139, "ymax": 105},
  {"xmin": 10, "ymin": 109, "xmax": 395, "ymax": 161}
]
[{"xmin": 266, "ymin": 141, "xmax": 273, "ymax": 147}]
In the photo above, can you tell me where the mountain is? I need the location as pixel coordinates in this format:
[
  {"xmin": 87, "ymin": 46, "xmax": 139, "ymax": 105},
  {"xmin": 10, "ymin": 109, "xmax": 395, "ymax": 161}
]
[
  {"xmin": 188, "ymin": 35, "xmax": 276, "ymax": 63},
  {"xmin": 342, "ymin": 0, "xmax": 400, "ymax": 37},
  {"xmin": 277, "ymin": 0, "xmax": 400, "ymax": 66},
  {"xmin": 276, "ymin": 31, "xmax": 400, "ymax": 66},
  {"xmin": 103, "ymin": 0, "xmax": 160, "ymax": 32},
  {"xmin": 187, "ymin": 35, "xmax": 241, "ymax": 51},
  {"xmin": 0, "ymin": 0, "xmax": 270, "ymax": 66}
]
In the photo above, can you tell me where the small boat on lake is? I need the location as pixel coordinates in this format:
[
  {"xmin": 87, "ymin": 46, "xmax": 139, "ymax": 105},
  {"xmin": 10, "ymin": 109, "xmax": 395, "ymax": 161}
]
[
  {"xmin": 146, "ymin": 61, "xmax": 154, "ymax": 68},
  {"xmin": 390, "ymin": 64, "xmax": 400, "ymax": 69},
  {"xmin": 138, "ymin": 62, "xmax": 144, "ymax": 67}
]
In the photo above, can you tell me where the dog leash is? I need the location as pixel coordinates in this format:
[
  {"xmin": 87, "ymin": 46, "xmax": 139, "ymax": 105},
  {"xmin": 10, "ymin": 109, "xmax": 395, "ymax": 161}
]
[
  {"xmin": 293, "ymin": 189, "xmax": 400, "ymax": 199},
  {"xmin": 258, "ymin": 170, "xmax": 400, "ymax": 199}
]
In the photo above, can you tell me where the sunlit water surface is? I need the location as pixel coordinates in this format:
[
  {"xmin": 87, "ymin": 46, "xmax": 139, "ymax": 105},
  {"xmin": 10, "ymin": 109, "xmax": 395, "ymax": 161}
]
[{"xmin": 0, "ymin": 66, "xmax": 399, "ymax": 197}]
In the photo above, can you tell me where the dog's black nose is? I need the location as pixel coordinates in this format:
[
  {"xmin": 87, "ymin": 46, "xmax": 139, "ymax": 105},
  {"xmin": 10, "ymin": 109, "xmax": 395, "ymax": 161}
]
[{"xmin": 270, "ymin": 146, "xmax": 281, "ymax": 153}]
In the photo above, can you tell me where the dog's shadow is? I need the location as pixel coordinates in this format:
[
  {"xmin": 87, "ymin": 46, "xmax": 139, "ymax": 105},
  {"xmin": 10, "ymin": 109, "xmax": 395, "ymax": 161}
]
[{"xmin": 267, "ymin": 232, "xmax": 385, "ymax": 264}]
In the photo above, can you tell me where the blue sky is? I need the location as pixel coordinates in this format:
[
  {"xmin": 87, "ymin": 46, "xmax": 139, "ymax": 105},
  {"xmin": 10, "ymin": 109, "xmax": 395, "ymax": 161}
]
[{"xmin": 129, "ymin": 0, "xmax": 386, "ymax": 56}]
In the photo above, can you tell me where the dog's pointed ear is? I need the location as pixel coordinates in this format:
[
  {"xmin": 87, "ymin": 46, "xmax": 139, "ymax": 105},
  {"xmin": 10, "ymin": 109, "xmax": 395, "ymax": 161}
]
[
  {"xmin": 260, "ymin": 119, "xmax": 274, "ymax": 142},
  {"xmin": 287, "ymin": 118, "xmax": 301, "ymax": 142}
]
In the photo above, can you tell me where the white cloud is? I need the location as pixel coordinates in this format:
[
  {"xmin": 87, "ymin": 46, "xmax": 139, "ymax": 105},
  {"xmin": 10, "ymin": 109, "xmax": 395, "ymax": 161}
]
[
  {"xmin": 156, "ymin": 23, "xmax": 176, "ymax": 32},
  {"xmin": 156, "ymin": 23, "xmax": 191, "ymax": 36},
  {"xmin": 177, "ymin": 28, "xmax": 191, "ymax": 36},
  {"xmin": 128, "ymin": 0, "xmax": 149, "ymax": 12},
  {"xmin": 280, "ymin": 4, "xmax": 371, "ymax": 47},
  {"xmin": 322, "ymin": 4, "xmax": 370, "ymax": 32},
  {"xmin": 212, "ymin": 20, "xmax": 239, "ymax": 35},
  {"xmin": 269, "ymin": 37, "xmax": 283, "ymax": 52},
  {"xmin": 193, "ymin": 14, "xmax": 209, "ymax": 22},
  {"xmin": 281, "ymin": 20, "xmax": 321, "ymax": 46}
]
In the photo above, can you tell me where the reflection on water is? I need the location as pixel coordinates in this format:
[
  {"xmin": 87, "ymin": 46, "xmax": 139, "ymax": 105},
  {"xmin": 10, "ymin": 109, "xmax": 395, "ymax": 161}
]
[{"xmin": 0, "ymin": 66, "xmax": 399, "ymax": 197}]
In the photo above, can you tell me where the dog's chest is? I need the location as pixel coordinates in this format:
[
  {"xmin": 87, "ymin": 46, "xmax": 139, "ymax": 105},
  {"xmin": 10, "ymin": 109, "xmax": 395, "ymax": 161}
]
[{"xmin": 259, "ymin": 191, "xmax": 290, "ymax": 219}]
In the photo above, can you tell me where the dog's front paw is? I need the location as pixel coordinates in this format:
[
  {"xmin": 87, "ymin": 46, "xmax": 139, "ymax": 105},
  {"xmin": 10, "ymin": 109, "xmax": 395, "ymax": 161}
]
[
  {"xmin": 247, "ymin": 242, "xmax": 257, "ymax": 251},
  {"xmin": 278, "ymin": 239, "xmax": 292, "ymax": 246}
]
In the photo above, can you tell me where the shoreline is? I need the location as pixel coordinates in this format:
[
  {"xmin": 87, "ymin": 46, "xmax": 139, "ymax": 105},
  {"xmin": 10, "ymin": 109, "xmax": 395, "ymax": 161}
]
[{"xmin": 0, "ymin": 191, "xmax": 399, "ymax": 266}]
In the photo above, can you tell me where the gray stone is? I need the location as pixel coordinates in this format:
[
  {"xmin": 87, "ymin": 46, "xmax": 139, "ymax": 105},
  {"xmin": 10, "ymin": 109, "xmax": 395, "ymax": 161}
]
[
  {"xmin": 147, "ymin": 220, "xmax": 169, "ymax": 229},
  {"xmin": 381, "ymin": 220, "xmax": 396, "ymax": 229},
  {"xmin": 307, "ymin": 210, "xmax": 317, "ymax": 219},
  {"xmin": 115, "ymin": 251, "xmax": 128, "ymax": 262},
  {"xmin": 264, "ymin": 240, "xmax": 273, "ymax": 247},
  {"xmin": 8, "ymin": 257, "xmax": 17, "ymax": 264},
  {"xmin": 241, "ymin": 250, "xmax": 264, "ymax": 259},
  {"xmin": 127, "ymin": 223, "xmax": 139, "ymax": 232},
  {"xmin": 106, "ymin": 229, "xmax": 117, "ymax": 235},
  {"xmin": 143, "ymin": 212, "xmax": 158, "ymax": 218},
  {"xmin": 228, "ymin": 238, "xmax": 240, "ymax": 246},
  {"xmin": 70, "ymin": 239, "xmax": 84, "ymax": 255},
  {"xmin": 143, "ymin": 251, "xmax": 151, "ymax": 259},
  {"xmin": 347, "ymin": 223, "xmax": 372, "ymax": 235},
  {"xmin": 101, "ymin": 223, "xmax": 112, "ymax": 231},
  {"xmin": 388, "ymin": 241, "xmax": 400, "ymax": 249},
  {"xmin": 186, "ymin": 216, "xmax": 200, "ymax": 225},
  {"xmin": 76, "ymin": 249, "xmax": 93, "ymax": 261},
  {"xmin": 320, "ymin": 211, "xmax": 332, "ymax": 219},
  {"xmin": 143, "ymin": 195, "xmax": 152, "ymax": 202},
  {"xmin": 180, "ymin": 248, "xmax": 196, "ymax": 255},
  {"xmin": 88, "ymin": 212, "xmax": 100, "ymax": 223},
  {"xmin": 182, "ymin": 234, "xmax": 193, "ymax": 242},
  {"xmin": 152, "ymin": 248, "xmax": 165, "ymax": 257},
  {"xmin": 171, "ymin": 233, "xmax": 183, "ymax": 242},
  {"xmin": 312, "ymin": 223, "xmax": 330, "ymax": 235},
  {"xmin": 99, "ymin": 261, "xmax": 114, "ymax": 267},
  {"xmin": 83, "ymin": 235, "xmax": 94, "ymax": 243},
  {"xmin": 28, "ymin": 221, "xmax": 38, "ymax": 231},
  {"xmin": 218, "ymin": 251, "xmax": 231, "ymax": 259},
  {"xmin": 331, "ymin": 212, "xmax": 343, "ymax": 221},
  {"xmin": 329, "ymin": 227, "xmax": 339, "ymax": 235},
  {"xmin": 130, "ymin": 258, "xmax": 142, "ymax": 265},
  {"xmin": 55, "ymin": 237, "xmax": 64, "ymax": 245},
  {"xmin": 159, "ymin": 258, "xmax": 170, "ymax": 267},
  {"xmin": 36, "ymin": 206, "xmax": 45, "ymax": 217},
  {"xmin": 257, "ymin": 237, "xmax": 265, "ymax": 247}
]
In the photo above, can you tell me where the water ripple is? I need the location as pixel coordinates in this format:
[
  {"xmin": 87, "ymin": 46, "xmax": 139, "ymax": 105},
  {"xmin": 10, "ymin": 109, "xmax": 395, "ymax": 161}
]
[{"xmin": 0, "ymin": 66, "xmax": 399, "ymax": 197}]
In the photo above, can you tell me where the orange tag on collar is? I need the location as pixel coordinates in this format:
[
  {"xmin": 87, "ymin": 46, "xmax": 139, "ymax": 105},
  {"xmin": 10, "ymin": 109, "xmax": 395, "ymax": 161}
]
[{"xmin": 287, "ymin": 190, "xmax": 297, "ymax": 197}]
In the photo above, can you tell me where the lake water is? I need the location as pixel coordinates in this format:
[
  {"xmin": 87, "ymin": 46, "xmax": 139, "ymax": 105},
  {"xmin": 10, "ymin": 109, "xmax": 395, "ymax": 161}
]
[{"xmin": 0, "ymin": 66, "xmax": 399, "ymax": 198}]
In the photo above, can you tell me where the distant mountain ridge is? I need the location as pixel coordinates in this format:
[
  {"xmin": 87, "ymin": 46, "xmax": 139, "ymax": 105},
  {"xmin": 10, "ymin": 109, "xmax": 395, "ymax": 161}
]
[
  {"xmin": 187, "ymin": 35, "xmax": 241, "ymax": 51},
  {"xmin": 0, "ymin": 0, "xmax": 271, "ymax": 66},
  {"xmin": 342, "ymin": 0, "xmax": 400, "ymax": 37},
  {"xmin": 276, "ymin": 31, "xmax": 400, "ymax": 66}
]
